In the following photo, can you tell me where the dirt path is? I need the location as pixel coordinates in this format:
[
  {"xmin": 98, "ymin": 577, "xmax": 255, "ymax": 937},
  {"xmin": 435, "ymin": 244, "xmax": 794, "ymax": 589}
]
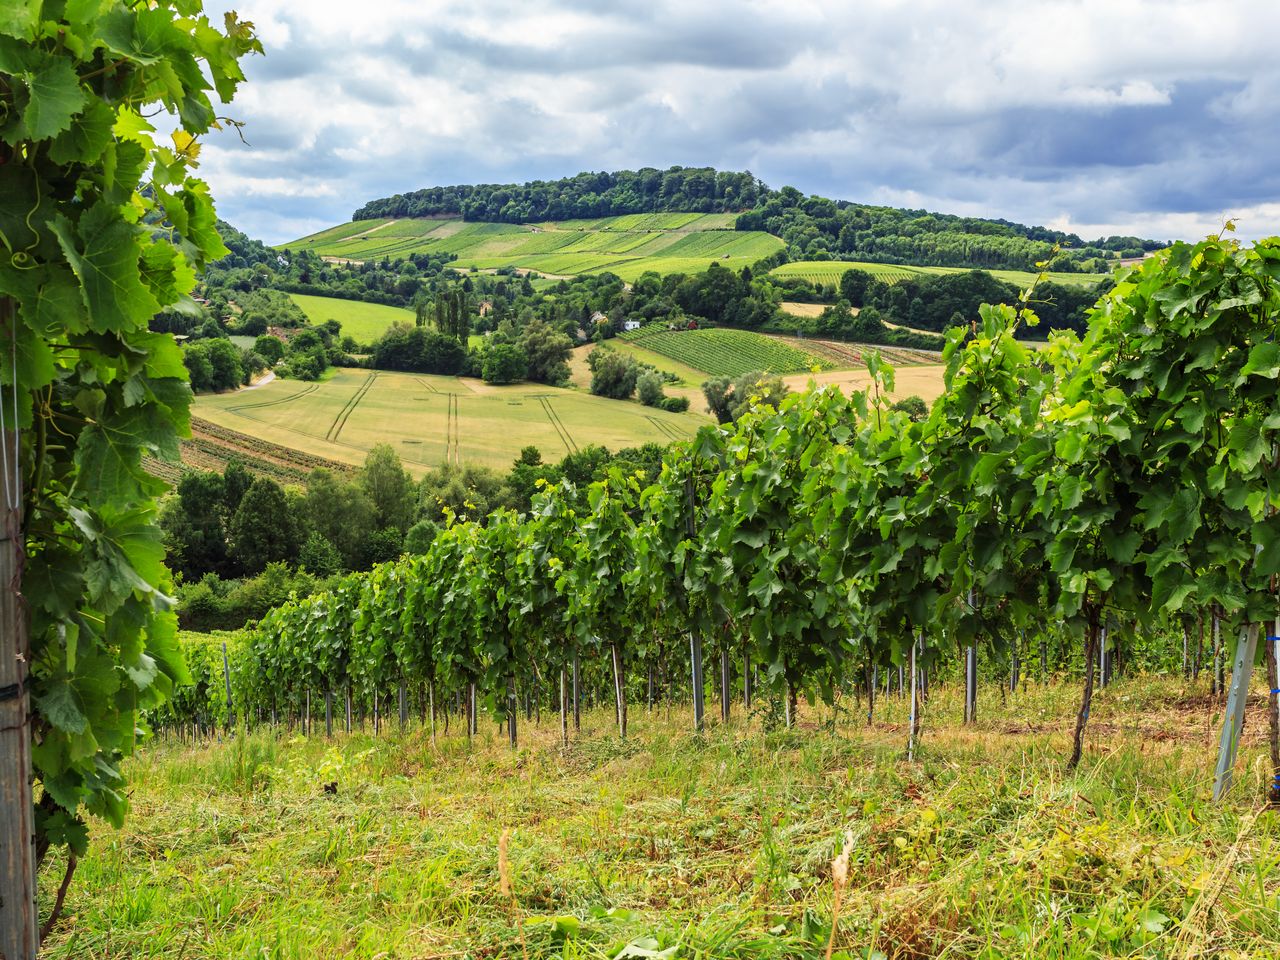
[{"xmin": 242, "ymin": 370, "xmax": 276, "ymax": 391}]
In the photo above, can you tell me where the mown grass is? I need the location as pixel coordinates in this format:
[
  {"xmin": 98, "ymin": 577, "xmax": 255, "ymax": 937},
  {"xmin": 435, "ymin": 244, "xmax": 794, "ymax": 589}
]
[{"xmin": 38, "ymin": 675, "xmax": 1280, "ymax": 959}]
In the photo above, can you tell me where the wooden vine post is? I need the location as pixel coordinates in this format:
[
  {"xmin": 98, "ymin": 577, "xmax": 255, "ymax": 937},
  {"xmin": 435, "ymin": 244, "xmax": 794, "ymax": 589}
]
[{"xmin": 1, "ymin": 426, "xmax": 37, "ymax": 960}]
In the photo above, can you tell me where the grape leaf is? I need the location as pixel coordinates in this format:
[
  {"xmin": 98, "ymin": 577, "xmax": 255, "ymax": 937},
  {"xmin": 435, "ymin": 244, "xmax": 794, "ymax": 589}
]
[
  {"xmin": 23, "ymin": 55, "xmax": 88, "ymax": 140},
  {"xmin": 52, "ymin": 202, "xmax": 161, "ymax": 333}
]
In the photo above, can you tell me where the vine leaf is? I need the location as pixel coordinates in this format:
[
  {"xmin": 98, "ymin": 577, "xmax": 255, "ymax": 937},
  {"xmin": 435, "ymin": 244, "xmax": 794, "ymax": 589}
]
[
  {"xmin": 37, "ymin": 684, "xmax": 89, "ymax": 736},
  {"xmin": 52, "ymin": 202, "xmax": 162, "ymax": 332},
  {"xmin": 0, "ymin": 0, "xmax": 39, "ymax": 41},
  {"xmin": 23, "ymin": 56, "xmax": 88, "ymax": 140}
]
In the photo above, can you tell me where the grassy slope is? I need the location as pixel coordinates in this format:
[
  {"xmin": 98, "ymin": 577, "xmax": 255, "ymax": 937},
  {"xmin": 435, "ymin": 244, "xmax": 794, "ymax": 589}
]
[
  {"xmin": 285, "ymin": 214, "xmax": 785, "ymax": 281},
  {"xmin": 192, "ymin": 368, "xmax": 708, "ymax": 474},
  {"xmin": 771, "ymin": 259, "xmax": 1107, "ymax": 288},
  {"xmin": 40, "ymin": 676, "xmax": 1280, "ymax": 959},
  {"xmin": 289, "ymin": 293, "xmax": 415, "ymax": 346}
]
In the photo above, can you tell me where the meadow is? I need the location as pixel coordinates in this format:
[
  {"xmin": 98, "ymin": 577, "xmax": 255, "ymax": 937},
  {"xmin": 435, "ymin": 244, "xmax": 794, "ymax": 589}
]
[
  {"xmin": 284, "ymin": 214, "xmax": 785, "ymax": 281},
  {"xmin": 288, "ymin": 293, "xmax": 416, "ymax": 346},
  {"xmin": 38, "ymin": 675, "xmax": 1280, "ymax": 959},
  {"xmin": 191, "ymin": 368, "xmax": 706, "ymax": 474},
  {"xmin": 770, "ymin": 260, "xmax": 1108, "ymax": 289}
]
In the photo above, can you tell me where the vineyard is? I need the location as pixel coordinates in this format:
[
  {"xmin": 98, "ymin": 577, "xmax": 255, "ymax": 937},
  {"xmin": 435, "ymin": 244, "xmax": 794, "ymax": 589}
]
[
  {"xmin": 770, "ymin": 259, "xmax": 1108, "ymax": 288},
  {"xmin": 123, "ymin": 235, "xmax": 1280, "ymax": 957},
  {"xmin": 284, "ymin": 214, "xmax": 785, "ymax": 280},
  {"xmin": 620, "ymin": 328, "xmax": 830, "ymax": 378},
  {"xmin": 167, "ymin": 236, "xmax": 1280, "ymax": 790},
  {"xmin": 784, "ymin": 337, "xmax": 941, "ymax": 369}
]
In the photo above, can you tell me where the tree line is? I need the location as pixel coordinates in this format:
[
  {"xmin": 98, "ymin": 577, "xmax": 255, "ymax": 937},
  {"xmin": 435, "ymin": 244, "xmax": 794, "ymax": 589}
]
[
  {"xmin": 352, "ymin": 167, "xmax": 768, "ymax": 222},
  {"xmin": 165, "ymin": 441, "xmax": 672, "ymax": 632}
]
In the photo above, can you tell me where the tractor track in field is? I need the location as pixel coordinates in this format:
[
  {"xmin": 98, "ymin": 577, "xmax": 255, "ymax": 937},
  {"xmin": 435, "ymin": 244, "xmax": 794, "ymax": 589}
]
[
  {"xmin": 326, "ymin": 372, "xmax": 377, "ymax": 442},
  {"xmin": 441, "ymin": 393, "xmax": 461, "ymax": 466},
  {"xmin": 644, "ymin": 415, "xmax": 684, "ymax": 443},
  {"xmin": 538, "ymin": 396, "xmax": 578, "ymax": 453},
  {"xmin": 228, "ymin": 382, "xmax": 319, "ymax": 412}
]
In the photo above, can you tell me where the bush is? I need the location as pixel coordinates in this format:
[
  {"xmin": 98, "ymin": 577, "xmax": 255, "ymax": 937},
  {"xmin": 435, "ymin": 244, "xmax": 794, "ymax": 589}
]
[
  {"xmin": 636, "ymin": 370, "xmax": 665, "ymax": 407},
  {"xmin": 587, "ymin": 347, "xmax": 639, "ymax": 400},
  {"xmin": 481, "ymin": 343, "xmax": 528, "ymax": 384},
  {"xmin": 659, "ymin": 395, "xmax": 689, "ymax": 413}
]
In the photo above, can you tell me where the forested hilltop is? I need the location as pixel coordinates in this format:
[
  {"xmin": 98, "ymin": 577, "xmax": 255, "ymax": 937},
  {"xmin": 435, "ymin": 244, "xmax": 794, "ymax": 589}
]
[{"xmin": 352, "ymin": 166, "xmax": 1164, "ymax": 272}]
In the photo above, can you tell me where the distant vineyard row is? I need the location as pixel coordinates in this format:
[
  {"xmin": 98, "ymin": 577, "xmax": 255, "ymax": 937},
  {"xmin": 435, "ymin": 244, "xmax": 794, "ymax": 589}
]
[
  {"xmin": 621, "ymin": 328, "xmax": 828, "ymax": 378},
  {"xmin": 770, "ymin": 260, "xmax": 1107, "ymax": 289},
  {"xmin": 285, "ymin": 214, "xmax": 784, "ymax": 281},
  {"xmin": 145, "ymin": 417, "xmax": 355, "ymax": 486}
]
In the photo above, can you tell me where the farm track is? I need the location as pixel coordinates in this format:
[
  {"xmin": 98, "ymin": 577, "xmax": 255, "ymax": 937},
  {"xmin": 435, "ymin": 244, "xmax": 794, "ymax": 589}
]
[
  {"xmin": 538, "ymin": 396, "xmax": 578, "ymax": 453},
  {"xmin": 228, "ymin": 382, "xmax": 320, "ymax": 412},
  {"xmin": 325, "ymin": 372, "xmax": 378, "ymax": 442},
  {"xmin": 414, "ymin": 378, "xmax": 441, "ymax": 394},
  {"xmin": 644, "ymin": 415, "xmax": 684, "ymax": 443}
]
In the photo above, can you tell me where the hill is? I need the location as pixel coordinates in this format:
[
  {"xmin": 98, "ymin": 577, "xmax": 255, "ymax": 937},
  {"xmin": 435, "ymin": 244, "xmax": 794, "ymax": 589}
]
[
  {"xmin": 286, "ymin": 213, "xmax": 784, "ymax": 283},
  {"xmin": 335, "ymin": 166, "xmax": 1164, "ymax": 273}
]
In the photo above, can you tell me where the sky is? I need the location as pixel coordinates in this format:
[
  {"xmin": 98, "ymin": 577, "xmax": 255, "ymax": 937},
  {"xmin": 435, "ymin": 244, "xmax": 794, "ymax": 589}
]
[{"xmin": 199, "ymin": 0, "xmax": 1280, "ymax": 246}]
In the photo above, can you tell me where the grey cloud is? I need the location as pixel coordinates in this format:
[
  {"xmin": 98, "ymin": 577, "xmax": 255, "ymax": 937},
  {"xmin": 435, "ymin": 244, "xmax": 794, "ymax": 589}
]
[{"xmin": 200, "ymin": 0, "xmax": 1280, "ymax": 245}]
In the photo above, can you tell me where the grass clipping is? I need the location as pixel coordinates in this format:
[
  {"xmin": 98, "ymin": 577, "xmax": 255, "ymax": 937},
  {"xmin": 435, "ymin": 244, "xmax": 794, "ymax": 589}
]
[
  {"xmin": 826, "ymin": 830, "xmax": 855, "ymax": 960},
  {"xmin": 499, "ymin": 827, "xmax": 529, "ymax": 960}
]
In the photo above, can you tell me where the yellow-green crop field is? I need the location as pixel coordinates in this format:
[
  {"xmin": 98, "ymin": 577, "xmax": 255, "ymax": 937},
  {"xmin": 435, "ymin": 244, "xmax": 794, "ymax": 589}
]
[
  {"xmin": 770, "ymin": 260, "xmax": 1108, "ymax": 289},
  {"xmin": 193, "ymin": 368, "xmax": 707, "ymax": 474},
  {"xmin": 283, "ymin": 214, "xmax": 784, "ymax": 281},
  {"xmin": 288, "ymin": 294, "xmax": 415, "ymax": 346}
]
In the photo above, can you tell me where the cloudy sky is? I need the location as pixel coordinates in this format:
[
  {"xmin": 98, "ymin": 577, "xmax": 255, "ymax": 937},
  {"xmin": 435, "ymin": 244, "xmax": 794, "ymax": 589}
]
[{"xmin": 200, "ymin": 0, "xmax": 1280, "ymax": 246}]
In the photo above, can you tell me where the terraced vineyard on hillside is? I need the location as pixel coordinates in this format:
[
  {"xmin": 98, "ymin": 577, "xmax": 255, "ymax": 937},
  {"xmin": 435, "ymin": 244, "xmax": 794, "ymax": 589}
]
[
  {"xmin": 620, "ymin": 328, "xmax": 828, "ymax": 378},
  {"xmin": 285, "ymin": 214, "xmax": 784, "ymax": 281},
  {"xmin": 771, "ymin": 259, "xmax": 1108, "ymax": 288}
]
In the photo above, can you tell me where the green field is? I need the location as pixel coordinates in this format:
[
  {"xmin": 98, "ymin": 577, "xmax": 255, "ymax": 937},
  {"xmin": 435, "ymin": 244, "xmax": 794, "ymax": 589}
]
[
  {"xmin": 289, "ymin": 293, "xmax": 416, "ymax": 346},
  {"xmin": 771, "ymin": 260, "xmax": 1108, "ymax": 289},
  {"xmin": 192, "ymin": 368, "xmax": 706, "ymax": 473},
  {"xmin": 621, "ymin": 328, "xmax": 829, "ymax": 378},
  {"xmin": 40, "ymin": 676, "xmax": 1279, "ymax": 959},
  {"xmin": 284, "ymin": 214, "xmax": 785, "ymax": 282}
]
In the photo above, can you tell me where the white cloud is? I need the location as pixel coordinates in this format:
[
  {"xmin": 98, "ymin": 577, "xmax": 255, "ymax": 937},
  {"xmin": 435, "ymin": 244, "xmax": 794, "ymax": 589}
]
[{"xmin": 201, "ymin": 0, "xmax": 1280, "ymax": 244}]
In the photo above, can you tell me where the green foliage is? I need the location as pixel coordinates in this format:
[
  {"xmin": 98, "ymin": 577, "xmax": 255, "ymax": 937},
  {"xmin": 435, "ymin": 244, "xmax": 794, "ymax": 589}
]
[
  {"xmin": 636, "ymin": 370, "xmax": 665, "ymax": 407},
  {"xmin": 480, "ymin": 342, "xmax": 528, "ymax": 385},
  {"xmin": 359, "ymin": 444, "xmax": 415, "ymax": 534},
  {"xmin": 518, "ymin": 318, "xmax": 573, "ymax": 385},
  {"xmin": 588, "ymin": 347, "xmax": 640, "ymax": 400},
  {"xmin": 230, "ymin": 478, "xmax": 302, "ymax": 575},
  {"xmin": 0, "ymin": 1, "xmax": 259, "ymax": 862},
  {"xmin": 702, "ymin": 371, "xmax": 791, "ymax": 424}
]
